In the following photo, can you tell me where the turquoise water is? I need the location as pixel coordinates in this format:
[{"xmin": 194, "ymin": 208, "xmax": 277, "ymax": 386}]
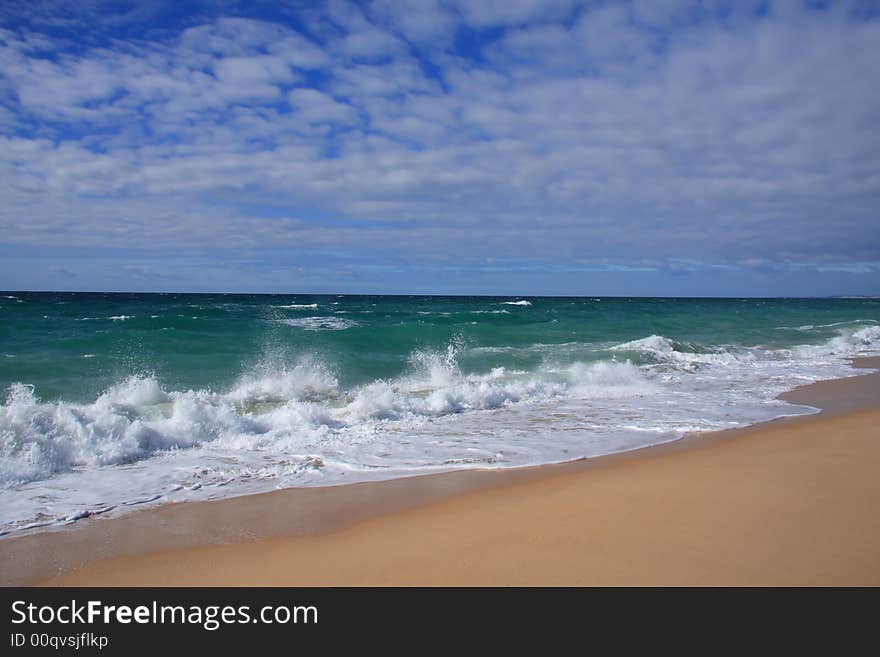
[
  {"xmin": 1, "ymin": 292, "xmax": 879, "ymax": 533},
  {"xmin": 4, "ymin": 293, "xmax": 879, "ymax": 401}
]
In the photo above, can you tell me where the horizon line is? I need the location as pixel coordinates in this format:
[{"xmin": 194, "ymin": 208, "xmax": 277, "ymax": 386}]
[{"xmin": 2, "ymin": 289, "xmax": 876, "ymax": 300}]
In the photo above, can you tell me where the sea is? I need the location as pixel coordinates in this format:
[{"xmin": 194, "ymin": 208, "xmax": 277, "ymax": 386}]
[{"xmin": 1, "ymin": 292, "xmax": 879, "ymax": 535}]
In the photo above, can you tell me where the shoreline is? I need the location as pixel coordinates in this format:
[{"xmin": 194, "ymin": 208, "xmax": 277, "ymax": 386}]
[{"xmin": 2, "ymin": 357, "xmax": 878, "ymax": 586}]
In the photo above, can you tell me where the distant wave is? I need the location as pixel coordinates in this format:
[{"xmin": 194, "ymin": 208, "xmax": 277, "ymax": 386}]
[
  {"xmin": 610, "ymin": 325, "xmax": 880, "ymax": 370},
  {"xmin": 775, "ymin": 319, "xmax": 878, "ymax": 331},
  {"xmin": 277, "ymin": 317, "xmax": 358, "ymax": 331}
]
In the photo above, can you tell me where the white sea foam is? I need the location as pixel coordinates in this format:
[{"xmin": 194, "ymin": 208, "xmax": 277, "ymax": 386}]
[
  {"xmin": 776, "ymin": 319, "xmax": 878, "ymax": 331},
  {"xmin": 226, "ymin": 358, "xmax": 339, "ymax": 404},
  {"xmin": 609, "ymin": 334, "xmax": 752, "ymax": 371},
  {"xmin": 1, "ymin": 323, "xmax": 879, "ymax": 535},
  {"xmin": 502, "ymin": 300, "xmax": 532, "ymax": 306},
  {"xmin": 792, "ymin": 325, "xmax": 880, "ymax": 357},
  {"xmin": 273, "ymin": 303, "xmax": 319, "ymax": 309},
  {"xmin": 277, "ymin": 317, "xmax": 358, "ymax": 331},
  {"xmin": 611, "ymin": 325, "xmax": 880, "ymax": 373}
]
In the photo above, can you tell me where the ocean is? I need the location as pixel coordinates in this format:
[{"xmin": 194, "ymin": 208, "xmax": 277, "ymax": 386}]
[{"xmin": 1, "ymin": 292, "xmax": 879, "ymax": 535}]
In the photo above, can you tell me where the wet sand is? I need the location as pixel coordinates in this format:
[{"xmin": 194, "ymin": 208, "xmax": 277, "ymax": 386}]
[{"xmin": 3, "ymin": 358, "xmax": 878, "ymax": 586}]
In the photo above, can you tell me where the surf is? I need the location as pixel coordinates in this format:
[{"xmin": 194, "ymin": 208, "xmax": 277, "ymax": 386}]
[{"xmin": 2, "ymin": 294, "xmax": 880, "ymax": 536}]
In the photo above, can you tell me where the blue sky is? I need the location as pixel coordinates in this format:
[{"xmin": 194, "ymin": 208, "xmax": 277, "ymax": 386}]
[{"xmin": 0, "ymin": 0, "xmax": 878, "ymax": 296}]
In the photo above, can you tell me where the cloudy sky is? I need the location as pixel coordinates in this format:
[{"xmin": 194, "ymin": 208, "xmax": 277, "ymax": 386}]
[{"xmin": 1, "ymin": 0, "xmax": 878, "ymax": 296}]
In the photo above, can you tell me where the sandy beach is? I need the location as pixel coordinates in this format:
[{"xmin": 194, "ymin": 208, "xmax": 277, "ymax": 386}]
[{"xmin": 2, "ymin": 357, "xmax": 878, "ymax": 586}]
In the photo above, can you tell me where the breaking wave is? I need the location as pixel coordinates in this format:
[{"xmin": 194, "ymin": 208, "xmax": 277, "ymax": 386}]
[
  {"xmin": 0, "ymin": 345, "xmax": 656, "ymax": 490},
  {"xmin": 1, "ymin": 321, "xmax": 878, "ymax": 533}
]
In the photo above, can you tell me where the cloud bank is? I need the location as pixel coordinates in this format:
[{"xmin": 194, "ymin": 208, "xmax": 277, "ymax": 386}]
[{"xmin": 1, "ymin": 0, "xmax": 878, "ymax": 294}]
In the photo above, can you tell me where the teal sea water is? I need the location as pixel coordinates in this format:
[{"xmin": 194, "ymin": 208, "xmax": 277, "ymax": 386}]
[{"xmin": 2, "ymin": 292, "xmax": 879, "ymax": 534}]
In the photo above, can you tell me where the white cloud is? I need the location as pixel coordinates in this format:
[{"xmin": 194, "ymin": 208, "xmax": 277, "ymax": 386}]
[
  {"xmin": 213, "ymin": 55, "xmax": 297, "ymax": 86},
  {"xmin": 0, "ymin": 1, "xmax": 878, "ymax": 286},
  {"xmin": 369, "ymin": 0, "xmax": 458, "ymax": 45},
  {"xmin": 288, "ymin": 88, "xmax": 360, "ymax": 125},
  {"xmin": 451, "ymin": 0, "xmax": 579, "ymax": 28}
]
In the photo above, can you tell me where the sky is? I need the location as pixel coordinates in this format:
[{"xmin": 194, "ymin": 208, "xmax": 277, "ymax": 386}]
[{"xmin": 0, "ymin": 0, "xmax": 879, "ymax": 296}]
